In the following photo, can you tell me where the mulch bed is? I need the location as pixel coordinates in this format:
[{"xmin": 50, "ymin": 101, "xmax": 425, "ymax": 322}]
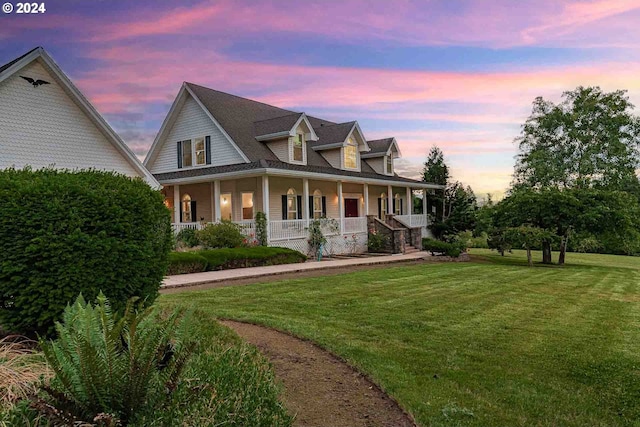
[{"xmin": 221, "ymin": 320, "xmax": 416, "ymax": 427}]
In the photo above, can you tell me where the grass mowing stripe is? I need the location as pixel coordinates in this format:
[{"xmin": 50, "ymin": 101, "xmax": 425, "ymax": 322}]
[{"xmin": 162, "ymin": 250, "xmax": 640, "ymax": 427}]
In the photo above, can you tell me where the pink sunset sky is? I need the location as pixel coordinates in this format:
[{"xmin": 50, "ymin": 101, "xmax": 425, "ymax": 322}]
[{"xmin": 2, "ymin": 0, "xmax": 639, "ymax": 197}]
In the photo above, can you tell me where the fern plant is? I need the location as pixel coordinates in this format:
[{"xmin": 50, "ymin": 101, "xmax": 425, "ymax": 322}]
[{"xmin": 36, "ymin": 293, "xmax": 195, "ymax": 426}]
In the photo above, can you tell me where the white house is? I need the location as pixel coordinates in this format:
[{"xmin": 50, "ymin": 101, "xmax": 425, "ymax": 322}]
[
  {"xmin": 145, "ymin": 83, "xmax": 443, "ymax": 254},
  {"xmin": 0, "ymin": 47, "xmax": 157, "ymax": 187}
]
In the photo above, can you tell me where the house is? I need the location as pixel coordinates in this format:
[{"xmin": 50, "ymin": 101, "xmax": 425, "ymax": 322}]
[
  {"xmin": 0, "ymin": 47, "xmax": 158, "ymax": 187},
  {"xmin": 144, "ymin": 82, "xmax": 442, "ymax": 254}
]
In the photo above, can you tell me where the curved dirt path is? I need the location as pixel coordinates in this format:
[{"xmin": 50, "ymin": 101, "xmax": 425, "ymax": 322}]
[{"xmin": 221, "ymin": 320, "xmax": 416, "ymax": 427}]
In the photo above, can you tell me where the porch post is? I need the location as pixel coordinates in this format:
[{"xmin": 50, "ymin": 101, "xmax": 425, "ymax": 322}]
[
  {"xmin": 303, "ymin": 178, "xmax": 309, "ymax": 226},
  {"xmin": 173, "ymin": 185, "xmax": 180, "ymax": 224},
  {"xmin": 423, "ymin": 189, "xmax": 428, "ymax": 226},
  {"xmin": 213, "ymin": 180, "xmax": 221, "ymax": 222},
  {"xmin": 337, "ymin": 181, "xmax": 344, "ymax": 233},
  {"xmin": 363, "ymin": 182, "xmax": 369, "ymax": 216},
  {"xmin": 387, "ymin": 184, "xmax": 393, "ymax": 215},
  {"xmin": 262, "ymin": 175, "xmax": 270, "ymax": 243},
  {"xmin": 210, "ymin": 182, "xmax": 215, "ymax": 222}
]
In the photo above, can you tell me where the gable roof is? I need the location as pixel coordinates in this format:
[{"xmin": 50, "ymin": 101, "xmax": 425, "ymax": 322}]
[
  {"xmin": 312, "ymin": 122, "xmax": 355, "ymax": 147},
  {"xmin": 0, "ymin": 47, "xmax": 159, "ymax": 188},
  {"xmin": 362, "ymin": 137, "xmax": 401, "ymax": 158},
  {"xmin": 254, "ymin": 113, "xmax": 302, "ymax": 138}
]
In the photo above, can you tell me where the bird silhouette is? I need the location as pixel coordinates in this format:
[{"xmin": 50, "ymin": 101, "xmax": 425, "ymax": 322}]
[{"xmin": 20, "ymin": 76, "xmax": 50, "ymax": 87}]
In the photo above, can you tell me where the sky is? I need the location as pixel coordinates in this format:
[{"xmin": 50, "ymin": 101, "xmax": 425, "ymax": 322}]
[{"xmin": 2, "ymin": 0, "xmax": 640, "ymax": 198}]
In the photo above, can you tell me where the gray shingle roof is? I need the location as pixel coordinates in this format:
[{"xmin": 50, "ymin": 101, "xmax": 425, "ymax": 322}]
[
  {"xmin": 311, "ymin": 122, "xmax": 356, "ymax": 148},
  {"xmin": 0, "ymin": 47, "xmax": 40, "ymax": 75},
  {"xmin": 254, "ymin": 113, "xmax": 302, "ymax": 137},
  {"xmin": 366, "ymin": 138, "xmax": 394, "ymax": 154}
]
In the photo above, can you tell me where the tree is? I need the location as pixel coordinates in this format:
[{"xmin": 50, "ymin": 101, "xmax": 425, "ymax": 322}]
[
  {"xmin": 422, "ymin": 146, "xmax": 449, "ymax": 221},
  {"xmin": 514, "ymin": 86, "xmax": 640, "ymax": 193},
  {"xmin": 503, "ymin": 226, "xmax": 556, "ymax": 267}
]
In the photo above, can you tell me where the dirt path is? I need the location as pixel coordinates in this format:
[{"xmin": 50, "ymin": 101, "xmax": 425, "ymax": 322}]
[{"xmin": 221, "ymin": 320, "xmax": 416, "ymax": 427}]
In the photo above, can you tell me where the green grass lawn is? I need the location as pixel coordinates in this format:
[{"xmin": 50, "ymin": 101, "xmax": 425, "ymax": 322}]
[{"xmin": 162, "ymin": 250, "xmax": 640, "ymax": 427}]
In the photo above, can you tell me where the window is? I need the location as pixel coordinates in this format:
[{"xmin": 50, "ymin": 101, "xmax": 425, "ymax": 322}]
[
  {"xmin": 242, "ymin": 192, "xmax": 254, "ymax": 220},
  {"xmin": 386, "ymin": 156, "xmax": 393, "ymax": 175},
  {"xmin": 313, "ymin": 189, "xmax": 323, "ymax": 219},
  {"xmin": 182, "ymin": 140, "xmax": 192, "ymax": 168},
  {"xmin": 394, "ymin": 193, "xmax": 401, "ymax": 215},
  {"xmin": 181, "ymin": 194, "xmax": 192, "ymax": 222},
  {"xmin": 344, "ymin": 143, "xmax": 357, "ymax": 169},
  {"xmin": 292, "ymin": 133, "xmax": 304, "ymax": 162},
  {"xmin": 220, "ymin": 193, "xmax": 232, "ymax": 220},
  {"xmin": 287, "ymin": 188, "xmax": 298, "ymax": 220},
  {"xmin": 379, "ymin": 192, "xmax": 387, "ymax": 219},
  {"xmin": 194, "ymin": 137, "xmax": 206, "ymax": 165}
]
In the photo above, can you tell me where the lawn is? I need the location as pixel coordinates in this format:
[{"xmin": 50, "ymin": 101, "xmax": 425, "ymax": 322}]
[{"xmin": 162, "ymin": 250, "xmax": 640, "ymax": 427}]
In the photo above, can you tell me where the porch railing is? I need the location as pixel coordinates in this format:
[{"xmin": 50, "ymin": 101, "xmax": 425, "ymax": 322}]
[
  {"xmin": 269, "ymin": 219, "xmax": 307, "ymax": 241},
  {"xmin": 172, "ymin": 222, "xmax": 204, "ymax": 234},
  {"xmin": 395, "ymin": 214, "xmax": 427, "ymax": 228},
  {"xmin": 342, "ymin": 217, "xmax": 367, "ymax": 234}
]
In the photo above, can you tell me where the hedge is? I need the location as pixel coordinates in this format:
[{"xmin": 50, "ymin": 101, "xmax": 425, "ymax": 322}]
[
  {"xmin": 0, "ymin": 168, "xmax": 173, "ymax": 336},
  {"xmin": 168, "ymin": 247, "xmax": 307, "ymax": 274},
  {"xmin": 422, "ymin": 238, "xmax": 466, "ymax": 257}
]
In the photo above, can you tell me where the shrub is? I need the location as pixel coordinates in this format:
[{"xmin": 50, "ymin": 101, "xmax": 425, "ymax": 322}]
[
  {"xmin": 455, "ymin": 230, "xmax": 489, "ymax": 249},
  {"xmin": 198, "ymin": 247, "xmax": 306, "ymax": 270},
  {"xmin": 166, "ymin": 252, "xmax": 209, "ymax": 275},
  {"xmin": 197, "ymin": 220, "xmax": 245, "ymax": 249},
  {"xmin": 176, "ymin": 227, "xmax": 199, "ymax": 248},
  {"xmin": 0, "ymin": 168, "xmax": 173, "ymax": 336},
  {"xmin": 422, "ymin": 238, "xmax": 465, "ymax": 257},
  {"xmin": 308, "ymin": 219, "xmax": 327, "ymax": 259},
  {"xmin": 34, "ymin": 294, "xmax": 195, "ymax": 426},
  {"xmin": 367, "ymin": 231, "xmax": 388, "ymax": 253}
]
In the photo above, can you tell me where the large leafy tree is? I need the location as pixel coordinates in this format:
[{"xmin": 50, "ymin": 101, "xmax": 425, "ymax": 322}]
[{"xmin": 514, "ymin": 86, "xmax": 640, "ymax": 194}]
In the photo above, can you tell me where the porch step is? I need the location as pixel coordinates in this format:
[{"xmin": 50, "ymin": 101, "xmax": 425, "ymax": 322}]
[{"xmin": 404, "ymin": 245, "xmax": 420, "ymax": 254}]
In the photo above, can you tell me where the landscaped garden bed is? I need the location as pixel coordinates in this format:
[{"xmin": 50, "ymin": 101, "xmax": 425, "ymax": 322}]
[{"xmin": 167, "ymin": 247, "xmax": 307, "ymax": 275}]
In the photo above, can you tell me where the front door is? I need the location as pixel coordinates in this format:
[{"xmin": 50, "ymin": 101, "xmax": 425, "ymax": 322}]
[{"xmin": 344, "ymin": 198, "xmax": 359, "ymax": 218}]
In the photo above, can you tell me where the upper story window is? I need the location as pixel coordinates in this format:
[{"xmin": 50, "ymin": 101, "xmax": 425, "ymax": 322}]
[
  {"xmin": 194, "ymin": 137, "xmax": 206, "ymax": 165},
  {"xmin": 182, "ymin": 140, "xmax": 192, "ymax": 167},
  {"xmin": 292, "ymin": 133, "xmax": 304, "ymax": 162},
  {"xmin": 178, "ymin": 136, "xmax": 210, "ymax": 169},
  {"xmin": 344, "ymin": 138, "xmax": 358, "ymax": 169},
  {"xmin": 386, "ymin": 156, "xmax": 393, "ymax": 175}
]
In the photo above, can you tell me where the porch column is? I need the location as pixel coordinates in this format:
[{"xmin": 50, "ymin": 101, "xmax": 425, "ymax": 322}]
[
  {"xmin": 424, "ymin": 189, "xmax": 428, "ymax": 227},
  {"xmin": 387, "ymin": 184, "xmax": 393, "ymax": 215},
  {"xmin": 363, "ymin": 183, "xmax": 369, "ymax": 216},
  {"xmin": 213, "ymin": 180, "xmax": 221, "ymax": 221},
  {"xmin": 406, "ymin": 187, "xmax": 412, "ymax": 218},
  {"xmin": 173, "ymin": 185, "xmax": 180, "ymax": 223},
  {"xmin": 210, "ymin": 182, "xmax": 215, "ymax": 222},
  {"xmin": 337, "ymin": 181, "xmax": 344, "ymax": 233},
  {"xmin": 262, "ymin": 175, "xmax": 270, "ymax": 243},
  {"xmin": 303, "ymin": 178, "xmax": 309, "ymax": 226}
]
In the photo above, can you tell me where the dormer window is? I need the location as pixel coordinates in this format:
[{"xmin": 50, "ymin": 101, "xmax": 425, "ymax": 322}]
[
  {"xmin": 344, "ymin": 138, "xmax": 358, "ymax": 169},
  {"xmin": 386, "ymin": 156, "xmax": 393, "ymax": 175},
  {"xmin": 293, "ymin": 133, "xmax": 304, "ymax": 162}
]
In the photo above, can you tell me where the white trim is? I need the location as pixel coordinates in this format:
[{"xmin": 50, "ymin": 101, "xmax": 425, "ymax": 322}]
[
  {"xmin": 289, "ymin": 132, "xmax": 307, "ymax": 165},
  {"xmin": 361, "ymin": 138, "xmax": 401, "ymax": 159},
  {"xmin": 311, "ymin": 142, "xmax": 345, "ymax": 151},
  {"xmin": 0, "ymin": 47, "xmax": 159, "ymax": 188},
  {"xmin": 157, "ymin": 168, "xmax": 444, "ymax": 189},
  {"xmin": 292, "ymin": 113, "xmax": 319, "ymax": 141},
  {"xmin": 255, "ymin": 130, "xmax": 290, "ymax": 141}
]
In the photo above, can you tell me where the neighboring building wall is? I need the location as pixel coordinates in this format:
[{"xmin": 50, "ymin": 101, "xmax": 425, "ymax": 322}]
[
  {"xmin": 0, "ymin": 61, "xmax": 139, "ymax": 176},
  {"xmin": 365, "ymin": 157, "xmax": 385, "ymax": 174},
  {"xmin": 149, "ymin": 94, "xmax": 245, "ymax": 173}
]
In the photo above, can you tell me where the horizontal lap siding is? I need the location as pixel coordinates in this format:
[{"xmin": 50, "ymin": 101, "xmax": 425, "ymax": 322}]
[
  {"xmin": 149, "ymin": 94, "xmax": 245, "ymax": 173},
  {"xmin": 0, "ymin": 61, "xmax": 139, "ymax": 177},
  {"xmin": 365, "ymin": 157, "xmax": 385, "ymax": 174},
  {"xmin": 178, "ymin": 183, "xmax": 212, "ymax": 222}
]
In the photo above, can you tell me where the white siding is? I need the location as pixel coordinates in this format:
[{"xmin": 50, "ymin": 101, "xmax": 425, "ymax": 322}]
[
  {"xmin": 0, "ymin": 61, "xmax": 139, "ymax": 177},
  {"xmin": 365, "ymin": 157, "xmax": 385, "ymax": 174},
  {"xmin": 320, "ymin": 148, "xmax": 341, "ymax": 169},
  {"xmin": 265, "ymin": 138, "xmax": 289, "ymax": 162},
  {"xmin": 149, "ymin": 94, "xmax": 245, "ymax": 173}
]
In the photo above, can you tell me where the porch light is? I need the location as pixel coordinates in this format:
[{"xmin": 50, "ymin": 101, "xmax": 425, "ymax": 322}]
[{"xmin": 222, "ymin": 197, "xmax": 228, "ymax": 205}]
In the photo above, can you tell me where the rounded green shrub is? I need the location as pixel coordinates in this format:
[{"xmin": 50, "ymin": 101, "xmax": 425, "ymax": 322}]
[
  {"xmin": 166, "ymin": 252, "xmax": 208, "ymax": 275},
  {"xmin": 176, "ymin": 227, "xmax": 199, "ymax": 248},
  {"xmin": 0, "ymin": 168, "xmax": 172, "ymax": 336},
  {"xmin": 196, "ymin": 220, "xmax": 245, "ymax": 249}
]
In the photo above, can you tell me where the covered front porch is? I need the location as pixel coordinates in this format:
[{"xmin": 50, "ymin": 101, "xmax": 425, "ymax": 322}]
[{"xmin": 162, "ymin": 173, "xmax": 431, "ymax": 254}]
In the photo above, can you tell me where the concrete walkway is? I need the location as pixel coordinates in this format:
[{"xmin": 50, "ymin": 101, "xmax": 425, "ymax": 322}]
[{"xmin": 162, "ymin": 252, "xmax": 431, "ymax": 289}]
